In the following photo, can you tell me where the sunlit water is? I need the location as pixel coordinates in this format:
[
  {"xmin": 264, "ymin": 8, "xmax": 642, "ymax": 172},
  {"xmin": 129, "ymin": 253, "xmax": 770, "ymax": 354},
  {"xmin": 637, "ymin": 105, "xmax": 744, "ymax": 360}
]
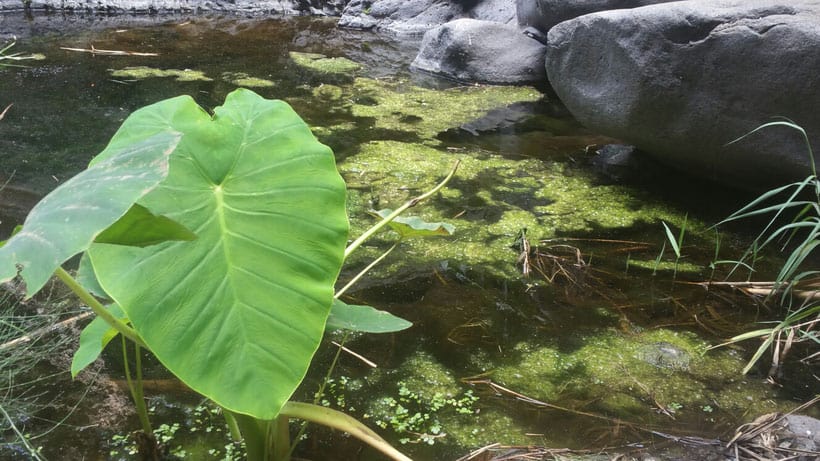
[{"xmin": 0, "ymin": 13, "xmax": 816, "ymax": 461}]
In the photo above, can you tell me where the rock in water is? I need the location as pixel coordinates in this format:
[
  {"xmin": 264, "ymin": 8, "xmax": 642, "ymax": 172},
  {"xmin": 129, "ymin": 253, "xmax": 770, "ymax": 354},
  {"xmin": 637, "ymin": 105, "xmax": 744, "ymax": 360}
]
[
  {"xmin": 516, "ymin": 0, "xmax": 678, "ymax": 33},
  {"xmin": 545, "ymin": 0, "xmax": 820, "ymax": 189},
  {"xmin": 412, "ymin": 18, "xmax": 547, "ymax": 84}
]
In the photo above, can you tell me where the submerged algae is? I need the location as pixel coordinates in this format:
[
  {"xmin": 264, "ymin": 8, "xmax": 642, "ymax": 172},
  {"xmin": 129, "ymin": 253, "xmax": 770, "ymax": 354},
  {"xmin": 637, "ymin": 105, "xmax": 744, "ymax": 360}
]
[
  {"xmin": 348, "ymin": 78, "xmax": 542, "ymax": 144},
  {"xmin": 340, "ymin": 140, "xmax": 708, "ymax": 281},
  {"xmin": 110, "ymin": 66, "xmax": 213, "ymax": 82},
  {"xmin": 492, "ymin": 328, "xmax": 786, "ymax": 426},
  {"xmin": 289, "ymin": 51, "xmax": 362, "ymax": 75}
]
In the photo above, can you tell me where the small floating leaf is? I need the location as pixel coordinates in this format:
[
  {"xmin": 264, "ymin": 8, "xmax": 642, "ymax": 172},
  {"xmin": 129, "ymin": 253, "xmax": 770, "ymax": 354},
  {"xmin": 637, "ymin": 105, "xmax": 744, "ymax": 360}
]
[
  {"xmin": 372, "ymin": 209, "xmax": 455, "ymax": 238},
  {"xmin": 327, "ymin": 299, "xmax": 412, "ymax": 333}
]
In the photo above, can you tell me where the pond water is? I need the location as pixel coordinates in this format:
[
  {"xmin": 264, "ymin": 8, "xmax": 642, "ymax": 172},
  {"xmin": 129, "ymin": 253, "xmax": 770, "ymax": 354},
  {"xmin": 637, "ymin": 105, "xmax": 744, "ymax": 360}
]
[{"xmin": 0, "ymin": 12, "xmax": 816, "ymax": 461}]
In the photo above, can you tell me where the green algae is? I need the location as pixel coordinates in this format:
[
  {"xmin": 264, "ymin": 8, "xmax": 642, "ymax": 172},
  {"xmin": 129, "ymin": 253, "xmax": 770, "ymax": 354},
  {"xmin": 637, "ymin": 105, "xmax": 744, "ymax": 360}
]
[
  {"xmin": 492, "ymin": 328, "xmax": 787, "ymax": 426},
  {"xmin": 348, "ymin": 78, "xmax": 541, "ymax": 144},
  {"xmin": 340, "ymin": 140, "xmax": 708, "ymax": 281},
  {"xmin": 110, "ymin": 66, "xmax": 212, "ymax": 82},
  {"xmin": 221, "ymin": 72, "xmax": 275, "ymax": 88},
  {"xmin": 289, "ymin": 51, "xmax": 361, "ymax": 75},
  {"xmin": 363, "ymin": 350, "xmax": 531, "ymax": 450},
  {"xmin": 628, "ymin": 259, "xmax": 703, "ymax": 273}
]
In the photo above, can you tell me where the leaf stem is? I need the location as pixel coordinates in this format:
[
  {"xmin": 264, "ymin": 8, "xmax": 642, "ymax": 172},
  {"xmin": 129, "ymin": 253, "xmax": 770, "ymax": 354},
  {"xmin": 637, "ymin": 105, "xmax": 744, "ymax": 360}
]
[
  {"xmin": 54, "ymin": 267, "xmax": 146, "ymax": 348},
  {"xmin": 344, "ymin": 160, "xmax": 460, "ymax": 259},
  {"xmin": 335, "ymin": 242, "xmax": 399, "ymax": 299},
  {"xmin": 281, "ymin": 402, "xmax": 412, "ymax": 461}
]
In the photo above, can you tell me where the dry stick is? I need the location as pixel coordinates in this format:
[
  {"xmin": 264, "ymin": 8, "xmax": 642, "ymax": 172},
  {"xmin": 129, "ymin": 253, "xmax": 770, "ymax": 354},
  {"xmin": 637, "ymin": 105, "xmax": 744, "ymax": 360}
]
[
  {"xmin": 465, "ymin": 378, "xmax": 721, "ymax": 444},
  {"xmin": 0, "ymin": 311, "xmax": 93, "ymax": 351},
  {"xmin": 330, "ymin": 340, "xmax": 377, "ymax": 368},
  {"xmin": 0, "ymin": 103, "xmax": 12, "ymax": 121},
  {"xmin": 60, "ymin": 46, "xmax": 158, "ymax": 56}
]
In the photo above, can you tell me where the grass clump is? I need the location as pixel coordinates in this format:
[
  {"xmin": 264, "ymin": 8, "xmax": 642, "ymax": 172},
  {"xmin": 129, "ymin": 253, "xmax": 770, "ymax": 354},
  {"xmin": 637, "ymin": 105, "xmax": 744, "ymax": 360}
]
[{"xmin": 714, "ymin": 121, "xmax": 819, "ymax": 375}]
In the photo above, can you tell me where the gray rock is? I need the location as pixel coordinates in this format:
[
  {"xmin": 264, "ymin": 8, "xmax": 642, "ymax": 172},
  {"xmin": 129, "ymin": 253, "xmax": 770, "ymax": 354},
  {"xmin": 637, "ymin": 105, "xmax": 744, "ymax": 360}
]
[
  {"xmin": 411, "ymin": 18, "xmax": 546, "ymax": 84},
  {"xmin": 546, "ymin": 0, "xmax": 820, "ymax": 189},
  {"xmin": 339, "ymin": 0, "xmax": 515, "ymax": 36},
  {"xmin": 516, "ymin": 0, "xmax": 676, "ymax": 32}
]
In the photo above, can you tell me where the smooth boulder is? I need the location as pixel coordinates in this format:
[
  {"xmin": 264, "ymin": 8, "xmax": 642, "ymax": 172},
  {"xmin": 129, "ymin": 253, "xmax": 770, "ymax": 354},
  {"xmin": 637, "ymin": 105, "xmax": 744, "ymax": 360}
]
[
  {"xmin": 412, "ymin": 18, "xmax": 546, "ymax": 84},
  {"xmin": 516, "ymin": 0, "xmax": 676, "ymax": 32},
  {"xmin": 339, "ymin": 0, "xmax": 515, "ymax": 35},
  {"xmin": 546, "ymin": 0, "xmax": 820, "ymax": 189}
]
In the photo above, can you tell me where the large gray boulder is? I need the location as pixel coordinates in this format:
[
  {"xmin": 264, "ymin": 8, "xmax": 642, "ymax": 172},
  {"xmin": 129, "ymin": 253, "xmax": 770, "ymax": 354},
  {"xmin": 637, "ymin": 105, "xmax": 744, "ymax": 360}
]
[
  {"xmin": 411, "ymin": 18, "xmax": 546, "ymax": 84},
  {"xmin": 546, "ymin": 0, "xmax": 820, "ymax": 189},
  {"xmin": 339, "ymin": 0, "xmax": 515, "ymax": 35},
  {"xmin": 517, "ymin": 0, "xmax": 677, "ymax": 32}
]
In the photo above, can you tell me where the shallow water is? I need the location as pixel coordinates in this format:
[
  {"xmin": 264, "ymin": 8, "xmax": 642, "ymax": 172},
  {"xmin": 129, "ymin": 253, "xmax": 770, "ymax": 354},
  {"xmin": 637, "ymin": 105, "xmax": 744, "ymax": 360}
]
[{"xmin": 0, "ymin": 13, "xmax": 816, "ymax": 461}]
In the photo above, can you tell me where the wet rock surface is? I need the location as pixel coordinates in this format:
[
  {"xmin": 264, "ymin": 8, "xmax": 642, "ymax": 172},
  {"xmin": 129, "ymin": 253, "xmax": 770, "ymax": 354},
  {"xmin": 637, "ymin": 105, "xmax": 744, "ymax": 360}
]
[
  {"xmin": 546, "ymin": 0, "xmax": 820, "ymax": 190},
  {"xmin": 516, "ymin": 0, "xmax": 677, "ymax": 33},
  {"xmin": 411, "ymin": 18, "xmax": 546, "ymax": 84}
]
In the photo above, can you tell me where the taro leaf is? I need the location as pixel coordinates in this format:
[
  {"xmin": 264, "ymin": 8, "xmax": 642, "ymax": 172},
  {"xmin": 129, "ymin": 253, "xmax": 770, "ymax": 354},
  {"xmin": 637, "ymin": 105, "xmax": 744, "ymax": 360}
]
[
  {"xmin": 327, "ymin": 299, "xmax": 412, "ymax": 333},
  {"xmin": 88, "ymin": 89, "xmax": 349, "ymax": 420},
  {"xmin": 70, "ymin": 303, "xmax": 127, "ymax": 377},
  {"xmin": 95, "ymin": 203, "xmax": 196, "ymax": 247},
  {"xmin": 372, "ymin": 209, "xmax": 455, "ymax": 238},
  {"xmin": 0, "ymin": 132, "xmax": 180, "ymax": 297}
]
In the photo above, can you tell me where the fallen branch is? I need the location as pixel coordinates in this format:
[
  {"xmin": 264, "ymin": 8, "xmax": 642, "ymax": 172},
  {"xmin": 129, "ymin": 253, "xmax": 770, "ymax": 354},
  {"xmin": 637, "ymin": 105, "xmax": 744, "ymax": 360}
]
[
  {"xmin": 0, "ymin": 311, "xmax": 92, "ymax": 351},
  {"xmin": 60, "ymin": 46, "xmax": 159, "ymax": 57},
  {"xmin": 0, "ymin": 103, "xmax": 11, "ymax": 121}
]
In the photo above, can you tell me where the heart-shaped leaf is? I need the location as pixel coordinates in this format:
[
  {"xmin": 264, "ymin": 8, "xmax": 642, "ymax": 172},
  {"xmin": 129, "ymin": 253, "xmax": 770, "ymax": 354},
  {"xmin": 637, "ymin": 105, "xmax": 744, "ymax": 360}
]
[
  {"xmin": 88, "ymin": 89, "xmax": 349, "ymax": 419},
  {"xmin": 327, "ymin": 299, "xmax": 412, "ymax": 333},
  {"xmin": 0, "ymin": 132, "xmax": 180, "ymax": 296}
]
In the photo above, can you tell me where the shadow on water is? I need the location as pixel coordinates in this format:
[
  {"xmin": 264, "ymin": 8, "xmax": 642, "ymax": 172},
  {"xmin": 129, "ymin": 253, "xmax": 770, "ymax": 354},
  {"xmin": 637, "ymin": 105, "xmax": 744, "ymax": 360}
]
[{"xmin": 0, "ymin": 12, "xmax": 816, "ymax": 461}]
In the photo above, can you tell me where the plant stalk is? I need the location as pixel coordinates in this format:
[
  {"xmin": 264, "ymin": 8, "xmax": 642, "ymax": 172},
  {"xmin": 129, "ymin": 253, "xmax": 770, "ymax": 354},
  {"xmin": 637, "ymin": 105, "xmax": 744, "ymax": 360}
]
[
  {"xmin": 344, "ymin": 160, "xmax": 459, "ymax": 259},
  {"xmin": 54, "ymin": 266, "xmax": 146, "ymax": 348}
]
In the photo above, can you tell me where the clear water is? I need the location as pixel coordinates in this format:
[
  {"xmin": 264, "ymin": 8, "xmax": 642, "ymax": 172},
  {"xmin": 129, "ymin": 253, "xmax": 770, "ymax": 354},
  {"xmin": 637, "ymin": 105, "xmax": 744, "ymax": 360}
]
[{"xmin": 0, "ymin": 13, "xmax": 816, "ymax": 461}]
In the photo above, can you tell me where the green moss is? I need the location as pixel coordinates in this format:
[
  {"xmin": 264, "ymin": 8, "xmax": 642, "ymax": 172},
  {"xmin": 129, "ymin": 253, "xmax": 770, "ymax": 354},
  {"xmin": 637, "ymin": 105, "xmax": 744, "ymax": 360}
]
[
  {"xmin": 110, "ymin": 66, "xmax": 212, "ymax": 82},
  {"xmin": 221, "ymin": 72, "xmax": 275, "ymax": 88},
  {"xmin": 289, "ymin": 51, "xmax": 361, "ymax": 75}
]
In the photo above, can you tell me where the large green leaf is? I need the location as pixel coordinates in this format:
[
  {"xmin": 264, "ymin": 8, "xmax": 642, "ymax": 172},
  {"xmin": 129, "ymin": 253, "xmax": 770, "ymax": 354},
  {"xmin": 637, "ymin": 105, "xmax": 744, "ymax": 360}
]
[
  {"xmin": 88, "ymin": 89, "xmax": 349, "ymax": 419},
  {"xmin": 0, "ymin": 132, "xmax": 180, "ymax": 296}
]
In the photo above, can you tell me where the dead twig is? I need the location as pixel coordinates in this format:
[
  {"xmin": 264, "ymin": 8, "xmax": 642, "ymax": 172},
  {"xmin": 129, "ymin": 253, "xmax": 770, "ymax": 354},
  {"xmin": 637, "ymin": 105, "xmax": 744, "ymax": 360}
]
[
  {"xmin": 0, "ymin": 311, "xmax": 93, "ymax": 351},
  {"xmin": 60, "ymin": 46, "xmax": 159, "ymax": 57},
  {"xmin": 0, "ymin": 103, "xmax": 11, "ymax": 121}
]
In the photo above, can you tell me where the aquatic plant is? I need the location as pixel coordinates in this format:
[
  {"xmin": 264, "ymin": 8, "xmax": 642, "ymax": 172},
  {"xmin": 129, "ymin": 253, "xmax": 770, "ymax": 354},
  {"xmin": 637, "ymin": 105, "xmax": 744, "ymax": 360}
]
[
  {"xmin": 0, "ymin": 88, "xmax": 459, "ymax": 460},
  {"xmin": 0, "ymin": 40, "xmax": 45, "ymax": 68},
  {"xmin": 714, "ymin": 121, "xmax": 819, "ymax": 375}
]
